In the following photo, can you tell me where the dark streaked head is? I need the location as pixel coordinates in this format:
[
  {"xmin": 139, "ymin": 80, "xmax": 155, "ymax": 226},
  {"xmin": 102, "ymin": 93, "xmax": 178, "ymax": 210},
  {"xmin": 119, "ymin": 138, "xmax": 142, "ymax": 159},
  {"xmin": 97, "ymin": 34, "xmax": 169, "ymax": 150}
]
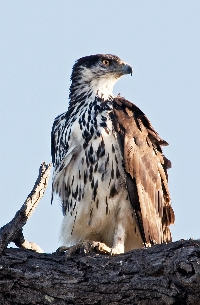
[{"xmin": 69, "ymin": 54, "xmax": 133, "ymax": 102}]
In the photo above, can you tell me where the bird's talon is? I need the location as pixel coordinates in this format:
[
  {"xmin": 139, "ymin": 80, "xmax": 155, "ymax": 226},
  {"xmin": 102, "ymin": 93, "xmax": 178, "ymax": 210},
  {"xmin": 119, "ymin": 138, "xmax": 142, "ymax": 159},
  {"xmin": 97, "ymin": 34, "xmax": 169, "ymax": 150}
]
[
  {"xmin": 63, "ymin": 240, "xmax": 112, "ymax": 260},
  {"xmin": 56, "ymin": 246, "xmax": 70, "ymax": 253}
]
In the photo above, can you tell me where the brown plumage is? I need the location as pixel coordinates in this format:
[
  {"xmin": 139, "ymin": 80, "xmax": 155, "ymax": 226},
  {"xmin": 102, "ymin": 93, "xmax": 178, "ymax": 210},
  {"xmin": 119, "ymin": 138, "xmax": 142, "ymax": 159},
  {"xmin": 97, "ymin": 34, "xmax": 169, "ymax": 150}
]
[{"xmin": 111, "ymin": 96, "xmax": 175, "ymax": 245}]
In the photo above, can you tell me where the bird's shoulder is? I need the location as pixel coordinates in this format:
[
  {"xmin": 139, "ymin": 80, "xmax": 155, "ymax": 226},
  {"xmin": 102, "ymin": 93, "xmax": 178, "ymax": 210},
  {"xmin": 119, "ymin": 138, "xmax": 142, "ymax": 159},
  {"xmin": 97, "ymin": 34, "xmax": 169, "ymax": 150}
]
[
  {"xmin": 111, "ymin": 95, "xmax": 171, "ymax": 172},
  {"xmin": 112, "ymin": 95, "xmax": 168, "ymax": 147}
]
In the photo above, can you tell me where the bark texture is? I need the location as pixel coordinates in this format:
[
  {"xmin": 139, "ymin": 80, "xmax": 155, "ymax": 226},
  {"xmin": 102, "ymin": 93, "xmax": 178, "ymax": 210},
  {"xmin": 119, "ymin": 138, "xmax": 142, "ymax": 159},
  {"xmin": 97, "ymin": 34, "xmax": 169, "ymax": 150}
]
[{"xmin": 0, "ymin": 239, "xmax": 200, "ymax": 305}]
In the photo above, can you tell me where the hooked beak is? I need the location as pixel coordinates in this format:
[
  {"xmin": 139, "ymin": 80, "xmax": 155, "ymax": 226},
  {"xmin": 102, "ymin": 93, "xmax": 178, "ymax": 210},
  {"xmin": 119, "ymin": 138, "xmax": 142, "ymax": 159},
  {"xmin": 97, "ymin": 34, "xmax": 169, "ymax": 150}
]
[{"xmin": 117, "ymin": 62, "xmax": 133, "ymax": 76}]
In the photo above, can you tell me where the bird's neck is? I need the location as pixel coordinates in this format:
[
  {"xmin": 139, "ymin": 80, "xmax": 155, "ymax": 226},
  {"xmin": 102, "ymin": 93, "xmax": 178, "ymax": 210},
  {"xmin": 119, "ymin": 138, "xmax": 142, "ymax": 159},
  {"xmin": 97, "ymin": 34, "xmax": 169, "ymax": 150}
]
[
  {"xmin": 69, "ymin": 76, "xmax": 118, "ymax": 108},
  {"xmin": 89, "ymin": 77, "xmax": 117, "ymax": 100}
]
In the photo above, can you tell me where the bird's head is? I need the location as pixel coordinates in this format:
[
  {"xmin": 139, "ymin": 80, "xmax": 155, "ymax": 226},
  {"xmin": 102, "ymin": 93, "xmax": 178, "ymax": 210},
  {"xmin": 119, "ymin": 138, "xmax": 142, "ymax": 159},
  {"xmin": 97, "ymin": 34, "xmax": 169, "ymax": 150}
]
[{"xmin": 69, "ymin": 54, "xmax": 132, "ymax": 102}]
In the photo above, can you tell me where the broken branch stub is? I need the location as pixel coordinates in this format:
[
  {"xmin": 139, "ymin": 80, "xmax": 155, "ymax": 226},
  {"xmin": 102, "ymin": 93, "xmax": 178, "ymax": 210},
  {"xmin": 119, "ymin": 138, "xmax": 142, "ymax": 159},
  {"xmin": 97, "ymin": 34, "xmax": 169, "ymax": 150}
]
[{"xmin": 0, "ymin": 162, "xmax": 51, "ymax": 254}]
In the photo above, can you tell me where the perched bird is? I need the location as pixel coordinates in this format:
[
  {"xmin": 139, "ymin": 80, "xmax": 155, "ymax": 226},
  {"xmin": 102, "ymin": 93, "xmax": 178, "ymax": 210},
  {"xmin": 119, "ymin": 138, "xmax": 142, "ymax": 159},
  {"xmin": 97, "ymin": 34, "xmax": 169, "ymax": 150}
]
[{"xmin": 51, "ymin": 54, "xmax": 175, "ymax": 254}]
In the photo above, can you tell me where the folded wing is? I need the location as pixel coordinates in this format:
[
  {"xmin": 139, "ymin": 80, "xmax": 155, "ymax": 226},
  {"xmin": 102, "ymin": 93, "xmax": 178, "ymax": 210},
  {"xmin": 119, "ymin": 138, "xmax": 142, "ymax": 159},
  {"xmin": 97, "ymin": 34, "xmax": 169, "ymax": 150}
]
[{"xmin": 111, "ymin": 96, "xmax": 175, "ymax": 245}]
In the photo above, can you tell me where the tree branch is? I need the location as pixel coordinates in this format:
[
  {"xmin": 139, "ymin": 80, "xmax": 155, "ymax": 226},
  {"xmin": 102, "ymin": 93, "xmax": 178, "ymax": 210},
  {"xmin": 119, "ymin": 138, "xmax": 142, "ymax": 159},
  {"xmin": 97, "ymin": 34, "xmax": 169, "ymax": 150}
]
[
  {"xmin": 0, "ymin": 239, "xmax": 200, "ymax": 304},
  {"xmin": 0, "ymin": 162, "xmax": 51, "ymax": 254}
]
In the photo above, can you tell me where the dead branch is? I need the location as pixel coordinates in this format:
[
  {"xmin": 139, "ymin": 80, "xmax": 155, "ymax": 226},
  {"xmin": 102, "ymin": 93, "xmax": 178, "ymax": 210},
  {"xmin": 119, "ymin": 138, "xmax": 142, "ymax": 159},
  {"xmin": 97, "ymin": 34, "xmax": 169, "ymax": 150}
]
[{"xmin": 0, "ymin": 162, "xmax": 51, "ymax": 254}]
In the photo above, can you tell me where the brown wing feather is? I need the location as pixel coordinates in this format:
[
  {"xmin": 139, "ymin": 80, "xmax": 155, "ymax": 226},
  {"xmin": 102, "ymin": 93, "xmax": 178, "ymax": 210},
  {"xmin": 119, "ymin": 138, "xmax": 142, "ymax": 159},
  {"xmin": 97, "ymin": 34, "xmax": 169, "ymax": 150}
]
[{"xmin": 111, "ymin": 96, "xmax": 175, "ymax": 245}]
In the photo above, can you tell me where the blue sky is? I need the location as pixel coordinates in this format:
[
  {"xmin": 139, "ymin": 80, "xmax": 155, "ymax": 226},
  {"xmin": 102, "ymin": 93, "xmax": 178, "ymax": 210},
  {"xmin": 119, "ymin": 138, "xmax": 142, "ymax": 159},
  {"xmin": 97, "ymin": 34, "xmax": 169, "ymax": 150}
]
[{"xmin": 0, "ymin": 1, "xmax": 200, "ymax": 253}]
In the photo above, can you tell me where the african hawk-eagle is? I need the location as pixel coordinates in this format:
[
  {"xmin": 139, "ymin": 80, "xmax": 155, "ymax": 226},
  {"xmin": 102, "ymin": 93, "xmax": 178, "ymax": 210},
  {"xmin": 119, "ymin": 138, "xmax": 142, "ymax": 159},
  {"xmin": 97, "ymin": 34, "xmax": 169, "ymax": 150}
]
[{"xmin": 51, "ymin": 54, "xmax": 175, "ymax": 254}]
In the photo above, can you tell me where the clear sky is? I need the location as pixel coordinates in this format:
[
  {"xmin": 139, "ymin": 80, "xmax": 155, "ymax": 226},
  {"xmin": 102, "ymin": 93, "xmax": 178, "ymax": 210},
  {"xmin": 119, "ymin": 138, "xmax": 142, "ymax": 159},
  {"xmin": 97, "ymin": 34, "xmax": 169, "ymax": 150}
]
[{"xmin": 0, "ymin": 1, "xmax": 200, "ymax": 253}]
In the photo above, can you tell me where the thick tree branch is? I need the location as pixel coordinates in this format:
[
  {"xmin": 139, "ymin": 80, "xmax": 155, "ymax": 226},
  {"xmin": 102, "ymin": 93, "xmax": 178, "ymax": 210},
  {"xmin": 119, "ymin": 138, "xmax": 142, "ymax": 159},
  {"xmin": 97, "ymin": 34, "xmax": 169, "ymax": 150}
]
[
  {"xmin": 0, "ymin": 239, "xmax": 200, "ymax": 304},
  {"xmin": 0, "ymin": 162, "xmax": 51, "ymax": 254}
]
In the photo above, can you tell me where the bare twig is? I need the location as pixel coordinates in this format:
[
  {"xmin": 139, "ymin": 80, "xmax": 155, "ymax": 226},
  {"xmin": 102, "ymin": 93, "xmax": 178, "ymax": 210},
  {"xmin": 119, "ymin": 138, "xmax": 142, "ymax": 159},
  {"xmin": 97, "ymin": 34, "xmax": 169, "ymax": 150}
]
[{"xmin": 0, "ymin": 162, "xmax": 51, "ymax": 254}]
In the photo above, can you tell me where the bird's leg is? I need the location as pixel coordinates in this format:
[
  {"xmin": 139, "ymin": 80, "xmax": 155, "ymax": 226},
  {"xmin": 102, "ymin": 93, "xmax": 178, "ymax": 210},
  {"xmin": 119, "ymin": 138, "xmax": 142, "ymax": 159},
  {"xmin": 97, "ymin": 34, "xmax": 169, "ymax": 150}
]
[{"xmin": 111, "ymin": 222, "xmax": 125, "ymax": 255}]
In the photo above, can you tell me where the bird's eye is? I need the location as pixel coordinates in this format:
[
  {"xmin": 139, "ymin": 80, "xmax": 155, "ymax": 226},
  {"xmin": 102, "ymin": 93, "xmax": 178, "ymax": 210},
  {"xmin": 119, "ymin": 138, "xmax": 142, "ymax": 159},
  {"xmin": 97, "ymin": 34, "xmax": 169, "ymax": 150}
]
[{"xmin": 102, "ymin": 59, "xmax": 110, "ymax": 66}]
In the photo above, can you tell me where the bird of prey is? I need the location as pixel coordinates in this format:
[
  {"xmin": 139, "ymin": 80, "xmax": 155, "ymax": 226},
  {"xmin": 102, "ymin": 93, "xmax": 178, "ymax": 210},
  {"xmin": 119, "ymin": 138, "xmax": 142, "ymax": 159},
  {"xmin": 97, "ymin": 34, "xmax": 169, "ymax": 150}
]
[{"xmin": 51, "ymin": 54, "xmax": 175, "ymax": 254}]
